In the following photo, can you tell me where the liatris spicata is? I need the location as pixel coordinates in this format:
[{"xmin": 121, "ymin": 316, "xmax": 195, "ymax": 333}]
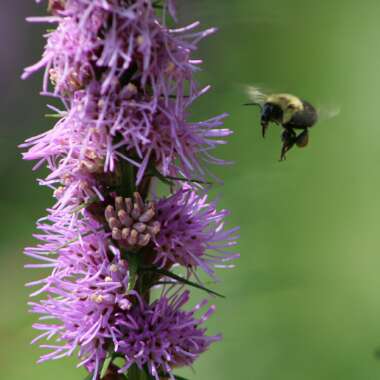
[{"xmin": 22, "ymin": 1, "xmax": 239, "ymax": 379}]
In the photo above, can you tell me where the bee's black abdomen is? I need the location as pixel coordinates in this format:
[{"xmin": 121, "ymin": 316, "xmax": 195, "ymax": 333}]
[{"xmin": 285, "ymin": 101, "xmax": 318, "ymax": 129}]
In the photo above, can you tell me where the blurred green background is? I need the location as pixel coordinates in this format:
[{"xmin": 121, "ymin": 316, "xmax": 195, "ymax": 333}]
[{"xmin": 2, "ymin": 0, "xmax": 380, "ymax": 379}]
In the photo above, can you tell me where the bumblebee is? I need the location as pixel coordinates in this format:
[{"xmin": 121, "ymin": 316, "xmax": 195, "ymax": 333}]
[{"xmin": 245, "ymin": 86, "xmax": 319, "ymax": 161}]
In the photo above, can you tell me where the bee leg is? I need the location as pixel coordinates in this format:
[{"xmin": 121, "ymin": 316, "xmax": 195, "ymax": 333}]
[
  {"xmin": 295, "ymin": 129, "xmax": 309, "ymax": 148},
  {"xmin": 280, "ymin": 128, "xmax": 296, "ymax": 161},
  {"xmin": 261, "ymin": 122, "xmax": 269, "ymax": 138}
]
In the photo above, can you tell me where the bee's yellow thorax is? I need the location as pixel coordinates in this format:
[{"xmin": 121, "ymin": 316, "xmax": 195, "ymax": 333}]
[{"xmin": 267, "ymin": 94, "xmax": 304, "ymax": 124}]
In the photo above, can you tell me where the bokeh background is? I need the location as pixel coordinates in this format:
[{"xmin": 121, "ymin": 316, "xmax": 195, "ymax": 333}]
[{"xmin": 2, "ymin": 0, "xmax": 380, "ymax": 379}]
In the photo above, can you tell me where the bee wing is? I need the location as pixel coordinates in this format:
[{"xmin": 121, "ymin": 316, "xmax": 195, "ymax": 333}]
[
  {"xmin": 316, "ymin": 104, "xmax": 341, "ymax": 122},
  {"xmin": 244, "ymin": 85, "xmax": 268, "ymax": 108}
]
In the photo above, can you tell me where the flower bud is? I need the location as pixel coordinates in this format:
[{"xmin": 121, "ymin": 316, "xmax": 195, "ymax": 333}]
[{"xmin": 105, "ymin": 193, "xmax": 161, "ymax": 249}]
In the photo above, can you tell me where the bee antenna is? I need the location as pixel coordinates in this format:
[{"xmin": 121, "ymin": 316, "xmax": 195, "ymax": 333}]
[{"xmin": 243, "ymin": 102, "xmax": 261, "ymax": 108}]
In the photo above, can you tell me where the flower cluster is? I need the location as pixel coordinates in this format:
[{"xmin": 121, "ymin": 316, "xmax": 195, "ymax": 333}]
[
  {"xmin": 116, "ymin": 291, "xmax": 221, "ymax": 377},
  {"xmin": 23, "ymin": 1, "xmax": 238, "ymax": 379}
]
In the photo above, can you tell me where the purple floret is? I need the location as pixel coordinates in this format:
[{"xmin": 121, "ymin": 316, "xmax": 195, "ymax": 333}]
[
  {"xmin": 115, "ymin": 290, "xmax": 220, "ymax": 379},
  {"xmin": 154, "ymin": 186, "xmax": 239, "ymax": 277}
]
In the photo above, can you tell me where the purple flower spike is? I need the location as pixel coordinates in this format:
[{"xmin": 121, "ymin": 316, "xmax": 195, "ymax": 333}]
[{"xmin": 22, "ymin": 1, "xmax": 238, "ymax": 379}]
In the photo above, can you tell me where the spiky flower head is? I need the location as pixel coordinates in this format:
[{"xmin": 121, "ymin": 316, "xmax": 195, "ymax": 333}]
[
  {"xmin": 154, "ymin": 187, "xmax": 239, "ymax": 276},
  {"xmin": 27, "ymin": 216, "xmax": 131, "ymax": 374},
  {"xmin": 22, "ymin": 0, "xmax": 232, "ymax": 193},
  {"xmin": 115, "ymin": 291, "xmax": 220, "ymax": 379}
]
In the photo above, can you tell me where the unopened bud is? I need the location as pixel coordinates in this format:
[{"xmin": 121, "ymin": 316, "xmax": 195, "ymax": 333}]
[
  {"xmin": 125, "ymin": 198, "xmax": 133, "ymax": 213},
  {"xmin": 115, "ymin": 196, "xmax": 124, "ymax": 212},
  {"xmin": 131, "ymin": 203, "xmax": 142, "ymax": 219},
  {"xmin": 109, "ymin": 217, "xmax": 121, "ymax": 229},
  {"xmin": 128, "ymin": 229, "xmax": 138, "ymax": 246},
  {"xmin": 105, "ymin": 194, "xmax": 161, "ymax": 249},
  {"xmin": 112, "ymin": 227, "xmax": 122, "ymax": 240},
  {"xmin": 105, "ymin": 205, "xmax": 115, "ymax": 222},
  {"xmin": 138, "ymin": 234, "xmax": 151, "ymax": 247},
  {"xmin": 118, "ymin": 210, "xmax": 133, "ymax": 227},
  {"xmin": 139, "ymin": 208, "xmax": 155, "ymax": 223},
  {"xmin": 121, "ymin": 228, "xmax": 130, "ymax": 240}
]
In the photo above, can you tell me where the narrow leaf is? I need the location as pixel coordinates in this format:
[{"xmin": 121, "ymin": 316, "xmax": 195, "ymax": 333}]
[
  {"xmin": 164, "ymin": 175, "xmax": 212, "ymax": 186},
  {"xmin": 147, "ymin": 166, "xmax": 173, "ymax": 185},
  {"xmin": 140, "ymin": 267, "xmax": 225, "ymax": 298},
  {"xmin": 100, "ymin": 354, "xmax": 114, "ymax": 379},
  {"xmin": 147, "ymin": 165, "xmax": 212, "ymax": 186},
  {"xmin": 174, "ymin": 375, "xmax": 190, "ymax": 380},
  {"xmin": 127, "ymin": 253, "xmax": 140, "ymax": 291}
]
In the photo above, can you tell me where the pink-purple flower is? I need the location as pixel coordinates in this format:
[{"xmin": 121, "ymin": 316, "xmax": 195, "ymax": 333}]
[
  {"xmin": 116, "ymin": 291, "xmax": 220, "ymax": 379},
  {"xmin": 27, "ymin": 213, "xmax": 129, "ymax": 373},
  {"xmin": 22, "ymin": 1, "xmax": 238, "ymax": 379},
  {"xmin": 155, "ymin": 187, "xmax": 239, "ymax": 277}
]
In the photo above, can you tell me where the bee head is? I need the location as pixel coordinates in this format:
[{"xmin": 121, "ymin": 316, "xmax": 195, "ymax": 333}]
[{"xmin": 267, "ymin": 94, "xmax": 304, "ymax": 124}]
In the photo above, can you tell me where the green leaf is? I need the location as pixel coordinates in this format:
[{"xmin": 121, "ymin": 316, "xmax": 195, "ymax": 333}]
[
  {"xmin": 84, "ymin": 374, "xmax": 93, "ymax": 380},
  {"xmin": 146, "ymin": 165, "xmax": 173, "ymax": 185},
  {"xmin": 127, "ymin": 253, "xmax": 140, "ymax": 291},
  {"xmin": 146, "ymin": 165, "xmax": 212, "ymax": 186},
  {"xmin": 140, "ymin": 267, "xmax": 225, "ymax": 298},
  {"xmin": 164, "ymin": 175, "xmax": 212, "ymax": 186},
  {"xmin": 100, "ymin": 354, "xmax": 114, "ymax": 379},
  {"xmin": 174, "ymin": 375, "xmax": 190, "ymax": 380}
]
